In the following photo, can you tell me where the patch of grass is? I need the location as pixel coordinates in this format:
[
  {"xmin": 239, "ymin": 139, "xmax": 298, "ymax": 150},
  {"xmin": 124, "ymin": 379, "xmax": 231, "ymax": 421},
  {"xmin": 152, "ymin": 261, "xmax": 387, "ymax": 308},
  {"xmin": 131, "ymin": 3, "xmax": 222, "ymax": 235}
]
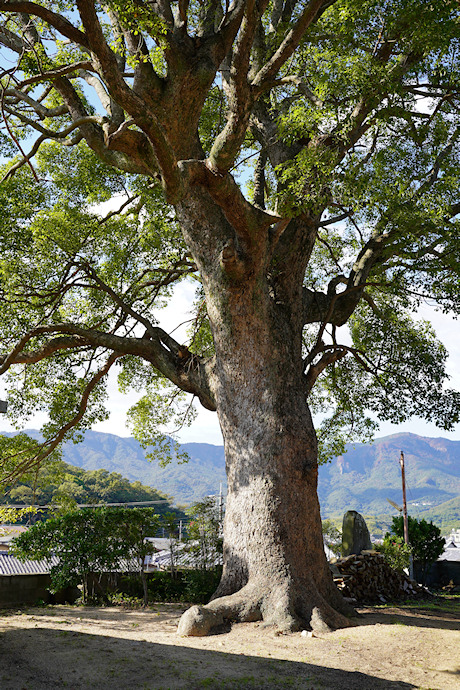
[
  {"xmin": 399, "ymin": 594, "xmax": 460, "ymax": 615},
  {"xmin": 373, "ymin": 594, "xmax": 460, "ymax": 615}
]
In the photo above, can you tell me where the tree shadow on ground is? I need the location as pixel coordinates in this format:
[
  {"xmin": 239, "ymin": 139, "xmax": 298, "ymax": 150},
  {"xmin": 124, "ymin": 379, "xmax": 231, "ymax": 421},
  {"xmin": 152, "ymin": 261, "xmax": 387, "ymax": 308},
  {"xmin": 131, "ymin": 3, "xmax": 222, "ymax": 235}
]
[{"xmin": 0, "ymin": 626, "xmax": 416, "ymax": 690}]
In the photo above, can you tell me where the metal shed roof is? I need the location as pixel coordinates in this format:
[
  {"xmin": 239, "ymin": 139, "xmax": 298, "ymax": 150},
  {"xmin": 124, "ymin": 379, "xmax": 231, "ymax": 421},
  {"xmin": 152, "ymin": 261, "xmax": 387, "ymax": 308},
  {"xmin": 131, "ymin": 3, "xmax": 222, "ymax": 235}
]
[
  {"xmin": 0, "ymin": 553, "xmax": 59, "ymax": 576},
  {"xmin": 0, "ymin": 553, "xmax": 141, "ymax": 576},
  {"xmin": 439, "ymin": 547, "xmax": 460, "ymax": 562}
]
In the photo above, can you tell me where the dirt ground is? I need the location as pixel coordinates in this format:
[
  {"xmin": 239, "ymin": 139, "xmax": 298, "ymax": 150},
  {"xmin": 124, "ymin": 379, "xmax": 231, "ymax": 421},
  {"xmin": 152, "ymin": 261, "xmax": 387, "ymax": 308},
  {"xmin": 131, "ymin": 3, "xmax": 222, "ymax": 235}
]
[{"xmin": 0, "ymin": 599, "xmax": 459, "ymax": 689}]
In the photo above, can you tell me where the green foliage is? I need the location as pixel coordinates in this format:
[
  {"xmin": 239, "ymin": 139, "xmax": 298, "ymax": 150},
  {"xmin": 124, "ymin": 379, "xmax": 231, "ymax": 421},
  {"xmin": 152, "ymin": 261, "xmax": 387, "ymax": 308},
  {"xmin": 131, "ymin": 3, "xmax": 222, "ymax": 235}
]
[
  {"xmin": 0, "ymin": 433, "xmax": 62, "ymax": 492},
  {"xmin": 0, "ymin": 454, "xmax": 176, "ymax": 516},
  {"xmin": 387, "ymin": 515, "xmax": 445, "ymax": 582},
  {"xmin": 116, "ymin": 568, "xmax": 222, "ymax": 604},
  {"xmin": 321, "ymin": 519, "xmax": 342, "ymax": 557},
  {"xmin": 310, "ymin": 293, "xmax": 460, "ymax": 464},
  {"xmin": 0, "ymin": 505, "xmax": 37, "ymax": 531},
  {"xmin": 0, "ymin": 0, "xmax": 459, "ymax": 491},
  {"xmin": 375, "ymin": 535, "xmax": 412, "ymax": 572},
  {"xmin": 347, "ymin": 299, "xmax": 460, "ymax": 428},
  {"xmin": 186, "ymin": 497, "xmax": 223, "ymax": 571},
  {"xmin": 10, "ymin": 507, "xmax": 160, "ymax": 601},
  {"xmin": 0, "ymin": 141, "xmax": 195, "ymax": 479}
]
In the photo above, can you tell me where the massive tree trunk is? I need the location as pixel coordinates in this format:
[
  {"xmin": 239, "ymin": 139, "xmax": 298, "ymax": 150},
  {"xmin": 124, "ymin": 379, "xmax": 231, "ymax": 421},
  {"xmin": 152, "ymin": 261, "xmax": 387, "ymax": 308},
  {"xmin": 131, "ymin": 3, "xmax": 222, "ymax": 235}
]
[{"xmin": 177, "ymin": 192, "xmax": 353, "ymax": 635}]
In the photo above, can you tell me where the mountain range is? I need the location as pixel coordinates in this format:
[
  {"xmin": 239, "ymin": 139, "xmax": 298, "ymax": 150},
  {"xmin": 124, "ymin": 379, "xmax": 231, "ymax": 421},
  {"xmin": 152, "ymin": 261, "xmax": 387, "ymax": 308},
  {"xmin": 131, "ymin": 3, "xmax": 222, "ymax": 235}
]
[{"xmin": 4, "ymin": 430, "xmax": 460, "ymax": 529}]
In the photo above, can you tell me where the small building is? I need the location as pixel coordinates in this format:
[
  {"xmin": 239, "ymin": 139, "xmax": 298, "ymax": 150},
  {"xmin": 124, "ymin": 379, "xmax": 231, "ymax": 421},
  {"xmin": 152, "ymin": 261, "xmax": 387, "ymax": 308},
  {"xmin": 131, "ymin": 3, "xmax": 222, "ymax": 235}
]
[
  {"xmin": 444, "ymin": 529, "xmax": 460, "ymax": 546},
  {"xmin": 0, "ymin": 553, "xmax": 60, "ymax": 607},
  {"xmin": 422, "ymin": 544, "xmax": 460, "ymax": 588}
]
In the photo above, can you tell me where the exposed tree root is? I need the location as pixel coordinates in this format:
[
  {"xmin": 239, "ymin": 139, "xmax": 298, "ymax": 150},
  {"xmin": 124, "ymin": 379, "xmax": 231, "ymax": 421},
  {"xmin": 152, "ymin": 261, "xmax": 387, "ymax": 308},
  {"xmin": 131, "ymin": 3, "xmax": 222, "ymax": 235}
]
[
  {"xmin": 177, "ymin": 580, "xmax": 355, "ymax": 637},
  {"xmin": 177, "ymin": 584, "xmax": 262, "ymax": 636}
]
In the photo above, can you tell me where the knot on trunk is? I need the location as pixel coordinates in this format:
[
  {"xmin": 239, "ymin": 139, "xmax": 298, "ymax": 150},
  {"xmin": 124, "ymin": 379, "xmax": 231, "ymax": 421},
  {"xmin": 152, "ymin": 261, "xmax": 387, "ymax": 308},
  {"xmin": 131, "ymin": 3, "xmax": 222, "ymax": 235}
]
[{"xmin": 220, "ymin": 238, "xmax": 246, "ymax": 280}]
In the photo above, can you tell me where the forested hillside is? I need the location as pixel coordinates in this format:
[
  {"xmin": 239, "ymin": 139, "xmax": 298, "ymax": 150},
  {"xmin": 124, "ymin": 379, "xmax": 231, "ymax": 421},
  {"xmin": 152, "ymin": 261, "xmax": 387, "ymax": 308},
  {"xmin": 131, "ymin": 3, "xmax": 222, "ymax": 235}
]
[
  {"xmin": 0, "ymin": 456, "xmax": 176, "ymax": 517},
  {"xmin": 2, "ymin": 430, "xmax": 226, "ymax": 505},
  {"xmin": 2, "ymin": 430, "xmax": 459, "ymax": 531}
]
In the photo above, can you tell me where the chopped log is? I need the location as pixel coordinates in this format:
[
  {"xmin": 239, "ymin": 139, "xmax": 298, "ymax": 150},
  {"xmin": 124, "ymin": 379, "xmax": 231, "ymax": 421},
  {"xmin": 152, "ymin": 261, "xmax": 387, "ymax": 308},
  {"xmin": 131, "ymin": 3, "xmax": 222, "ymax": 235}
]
[{"xmin": 331, "ymin": 551, "xmax": 428, "ymax": 604}]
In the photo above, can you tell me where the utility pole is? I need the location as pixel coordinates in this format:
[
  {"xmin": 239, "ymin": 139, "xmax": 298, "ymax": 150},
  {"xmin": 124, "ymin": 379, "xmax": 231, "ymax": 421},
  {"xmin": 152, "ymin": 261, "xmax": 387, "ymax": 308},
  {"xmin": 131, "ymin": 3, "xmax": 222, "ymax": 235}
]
[
  {"xmin": 399, "ymin": 451, "xmax": 409, "ymax": 546},
  {"xmin": 399, "ymin": 450, "xmax": 413, "ymax": 579}
]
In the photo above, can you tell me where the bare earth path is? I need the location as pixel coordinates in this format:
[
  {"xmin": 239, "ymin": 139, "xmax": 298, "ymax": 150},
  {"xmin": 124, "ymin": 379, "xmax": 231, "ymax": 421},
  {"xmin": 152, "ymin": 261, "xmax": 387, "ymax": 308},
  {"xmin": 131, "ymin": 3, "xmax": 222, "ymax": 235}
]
[{"xmin": 0, "ymin": 600, "xmax": 459, "ymax": 689}]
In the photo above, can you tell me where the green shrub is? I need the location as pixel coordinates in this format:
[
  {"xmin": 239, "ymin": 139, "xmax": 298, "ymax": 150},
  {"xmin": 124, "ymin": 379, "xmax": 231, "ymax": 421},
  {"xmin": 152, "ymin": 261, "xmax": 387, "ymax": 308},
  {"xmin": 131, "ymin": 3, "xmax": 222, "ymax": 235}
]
[
  {"xmin": 108, "ymin": 592, "xmax": 144, "ymax": 608},
  {"xmin": 181, "ymin": 569, "xmax": 222, "ymax": 603},
  {"xmin": 388, "ymin": 516, "xmax": 445, "ymax": 584},
  {"xmin": 116, "ymin": 568, "xmax": 222, "ymax": 604},
  {"xmin": 375, "ymin": 535, "xmax": 411, "ymax": 572}
]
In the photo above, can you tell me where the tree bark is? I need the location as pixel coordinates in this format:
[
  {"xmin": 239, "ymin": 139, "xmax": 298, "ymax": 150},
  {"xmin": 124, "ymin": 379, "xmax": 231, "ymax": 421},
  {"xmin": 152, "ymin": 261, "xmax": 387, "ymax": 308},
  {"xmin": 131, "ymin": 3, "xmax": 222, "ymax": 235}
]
[{"xmin": 177, "ymin": 192, "xmax": 353, "ymax": 635}]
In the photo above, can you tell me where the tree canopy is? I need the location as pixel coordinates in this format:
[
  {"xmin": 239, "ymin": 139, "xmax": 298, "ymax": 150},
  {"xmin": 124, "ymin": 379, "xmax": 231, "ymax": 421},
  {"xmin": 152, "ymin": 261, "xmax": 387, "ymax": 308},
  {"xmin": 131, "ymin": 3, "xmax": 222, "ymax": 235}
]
[
  {"xmin": 0, "ymin": 0, "xmax": 459, "ymax": 634},
  {"xmin": 0, "ymin": 1, "xmax": 458, "ymax": 477}
]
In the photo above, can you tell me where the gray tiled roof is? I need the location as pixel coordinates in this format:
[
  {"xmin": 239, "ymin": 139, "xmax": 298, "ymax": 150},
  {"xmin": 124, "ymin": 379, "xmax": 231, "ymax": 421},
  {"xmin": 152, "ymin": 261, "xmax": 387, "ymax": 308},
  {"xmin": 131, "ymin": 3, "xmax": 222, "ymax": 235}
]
[
  {"xmin": 0, "ymin": 553, "xmax": 59, "ymax": 576},
  {"xmin": 439, "ymin": 547, "xmax": 460, "ymax": 562},
  {"xmin": 0, "ymin": 553, "xmax": 141, "ymax": 576}
]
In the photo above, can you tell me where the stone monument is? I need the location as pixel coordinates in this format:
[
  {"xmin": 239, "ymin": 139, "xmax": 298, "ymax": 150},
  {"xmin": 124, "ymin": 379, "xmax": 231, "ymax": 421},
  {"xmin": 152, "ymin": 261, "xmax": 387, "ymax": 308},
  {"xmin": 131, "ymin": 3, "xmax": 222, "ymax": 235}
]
[{"xmin": 341, "ymin": 510, "xmax": 372, "ymax": 556}]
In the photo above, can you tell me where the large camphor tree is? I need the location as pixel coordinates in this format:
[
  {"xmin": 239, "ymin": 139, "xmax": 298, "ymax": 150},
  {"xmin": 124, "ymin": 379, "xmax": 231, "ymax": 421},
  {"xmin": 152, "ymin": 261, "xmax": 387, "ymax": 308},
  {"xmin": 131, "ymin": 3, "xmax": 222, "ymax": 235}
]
[{"xmin": 0, "ymin": 0, "xmax": 459, "ymax": 634}]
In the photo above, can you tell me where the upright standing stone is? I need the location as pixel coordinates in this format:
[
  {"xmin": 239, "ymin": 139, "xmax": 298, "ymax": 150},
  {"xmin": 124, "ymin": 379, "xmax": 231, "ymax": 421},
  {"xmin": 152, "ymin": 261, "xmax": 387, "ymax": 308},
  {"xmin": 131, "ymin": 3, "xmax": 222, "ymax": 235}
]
[{"xmin": 341, "ymin": 510, "xmax": 372, "ymax": 556}]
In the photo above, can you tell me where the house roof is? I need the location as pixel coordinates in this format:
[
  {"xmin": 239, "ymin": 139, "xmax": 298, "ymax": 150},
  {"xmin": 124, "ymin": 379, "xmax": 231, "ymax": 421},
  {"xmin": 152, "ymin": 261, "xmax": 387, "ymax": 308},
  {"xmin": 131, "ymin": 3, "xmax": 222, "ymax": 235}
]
[
  {"xmin": 438, "ymin": 548, "xmax": 460, "ymax": 563},
  {"xmin": 0, "ymin": 553, "xmax": 140, "ymax": 576},
  {"xmin": 0, "ymin": 526, "xmax": 28, "ymax": 545},
  {"xmin": 148, "ymin": 542, "xmax": 222, "ymax": 570},
  {"xmin": 145, "ymin": 537, "xmax": 171, "ymax": 551},
  {"xmin": 0, "ymin": 553, "xmax": 59, "ymax": 576}
]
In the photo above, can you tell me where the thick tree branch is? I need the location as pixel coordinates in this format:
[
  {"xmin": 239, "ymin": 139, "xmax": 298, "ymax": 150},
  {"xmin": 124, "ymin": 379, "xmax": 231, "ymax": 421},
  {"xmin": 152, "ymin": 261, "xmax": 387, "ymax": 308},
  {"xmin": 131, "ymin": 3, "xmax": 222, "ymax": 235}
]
[
  {"xmin": 0, "ymin": 24, "xmax": 25, "ymax": 53},
  {"xmin": 73, "ymin": 0, "xmax": 180, "ymax": 193},
  {"xmin": 0, "ymin": 2, "xmax": 88, "ymax": 48},
  {"xmin": 208, "ymin": 0, "xmax": 269, "ymax": 172},
  {"xmin": 252, "ymin": 0, "xmax": 334, "ymax": 93},
  {"xmin": 0, "ymin": 324, "xmax": 216, "ymax": 411},
  {"xmin": 1, "ymin": 352, "xmax": 120, "ymax": 486},
  {"xmin": 304, "ymin": 347, "xmax": 347, "ymax": 394},
  {"xmin": 180, "ymin": 159, "xmax": 282, "ymax": 247}
]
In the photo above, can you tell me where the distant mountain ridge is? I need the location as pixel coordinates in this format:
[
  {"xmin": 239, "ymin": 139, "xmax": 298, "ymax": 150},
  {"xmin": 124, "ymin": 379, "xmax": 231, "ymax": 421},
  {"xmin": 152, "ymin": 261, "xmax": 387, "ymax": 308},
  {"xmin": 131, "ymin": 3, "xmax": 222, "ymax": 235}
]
[
  {"xmin": 4, "ymin": 429, "xmax": 226, "ymax": 506},
  {"xmin": 3, "ymin": 430, "xmax": 460, "ymax": 521},
  {"xmin": 317, "ymin": 432, "xmax": 460, "ymax": 517}
]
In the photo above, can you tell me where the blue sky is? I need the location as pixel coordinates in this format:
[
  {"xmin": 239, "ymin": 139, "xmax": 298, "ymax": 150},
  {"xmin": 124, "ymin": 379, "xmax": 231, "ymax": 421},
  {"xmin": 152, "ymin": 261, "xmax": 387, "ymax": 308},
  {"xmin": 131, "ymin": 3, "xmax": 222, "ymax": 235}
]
[{"xmin": 1, "ymin": 273, "xmax": 459, "ymax": 446}]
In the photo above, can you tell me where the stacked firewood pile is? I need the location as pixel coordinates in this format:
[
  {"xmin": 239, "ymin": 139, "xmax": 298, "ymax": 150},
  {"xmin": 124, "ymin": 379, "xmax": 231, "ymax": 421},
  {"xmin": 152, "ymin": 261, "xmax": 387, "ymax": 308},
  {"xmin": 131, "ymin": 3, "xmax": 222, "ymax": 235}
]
[{"xmin": 331, "ymin": 550, "xmax": 426, "ymax": 604}]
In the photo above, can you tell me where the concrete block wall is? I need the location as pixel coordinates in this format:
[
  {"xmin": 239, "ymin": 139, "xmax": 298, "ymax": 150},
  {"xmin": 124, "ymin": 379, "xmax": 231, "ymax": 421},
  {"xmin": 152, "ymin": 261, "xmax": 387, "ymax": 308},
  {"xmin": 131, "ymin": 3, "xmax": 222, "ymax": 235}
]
[{"xmin": 0, "ymin": 574, "xmax": 52, "ymax": 607}]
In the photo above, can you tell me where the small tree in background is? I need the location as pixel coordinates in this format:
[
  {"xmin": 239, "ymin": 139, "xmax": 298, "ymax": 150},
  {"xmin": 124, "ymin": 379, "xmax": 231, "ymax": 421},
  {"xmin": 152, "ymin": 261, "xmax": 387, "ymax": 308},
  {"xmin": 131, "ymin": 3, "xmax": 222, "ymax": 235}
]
[
  {"xmin": 11, "ymin": 507, "xmax": 160, "ymax": 602},
  {"xmin": 11, "ymin": 508, "xmax": 122, "ymax": 600},
  {"xmin": 116, "ymin": 507, "xmax": 160, "ymax": 606},
  {"xmin": 387, "ymin": 516, "xmax": 445, "ymax": 584},
  {"xmin": 161, "ymin": 512, "xmax": 180, "ymax": 579},
  {"xmin": 321, "ymin": 519, "xmax": 342, "ymax": 557},
  {"xmin": 186, "ymin": 498, "xmax": 223, "ymax": 572}
]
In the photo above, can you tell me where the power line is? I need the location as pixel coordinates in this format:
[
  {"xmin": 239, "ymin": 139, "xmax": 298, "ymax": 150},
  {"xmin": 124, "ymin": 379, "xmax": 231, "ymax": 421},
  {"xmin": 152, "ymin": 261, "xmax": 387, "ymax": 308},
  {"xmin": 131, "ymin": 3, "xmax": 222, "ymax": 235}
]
[{"xmin": 4, "ymin": 499, "xmax": 171, "ymax": 509}]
